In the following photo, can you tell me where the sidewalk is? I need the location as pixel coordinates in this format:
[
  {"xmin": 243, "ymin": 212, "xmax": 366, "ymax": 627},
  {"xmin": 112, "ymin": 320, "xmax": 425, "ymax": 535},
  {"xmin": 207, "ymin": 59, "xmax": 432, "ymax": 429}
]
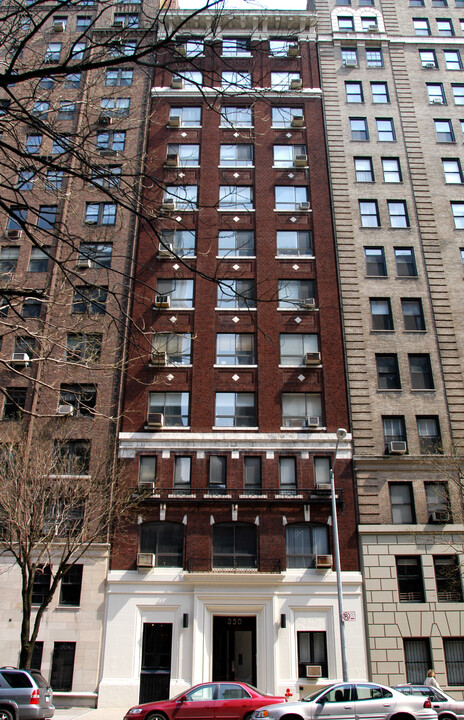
[{"xmin": 54, "ymin": 708, "xmax": 123, "ymax": 720}]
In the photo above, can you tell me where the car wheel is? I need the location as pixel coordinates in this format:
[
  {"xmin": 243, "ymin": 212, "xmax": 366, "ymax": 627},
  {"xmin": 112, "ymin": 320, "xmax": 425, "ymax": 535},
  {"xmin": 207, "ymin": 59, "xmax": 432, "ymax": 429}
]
[
  {"xmin": 279, "ymin": 715, "xmax": 305, "ymax": 720},
  {"xmin": 439, "ymin": 714, "xmax": 455, "ymax": 720},
  {"xmin": 145, "ymin": 713, "xmax": 167, "ymax": 720},
  {"xmin": 243, "ymin": 713, "xmax": 253, "ymax": 720},
  {"xmin": 0, "ymin": 709, "xmax": 14, "ymax": 720}
]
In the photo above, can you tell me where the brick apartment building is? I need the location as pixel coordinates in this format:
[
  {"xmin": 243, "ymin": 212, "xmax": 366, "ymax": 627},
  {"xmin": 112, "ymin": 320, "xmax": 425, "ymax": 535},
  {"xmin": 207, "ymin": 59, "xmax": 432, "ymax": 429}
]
[
  {"xmin": 100, "ymin": 6, "xmax": 367, "ymax": 708},
  {"xmin": 315, "ymin": 0, "xmax": 464, "ymax": 693}
]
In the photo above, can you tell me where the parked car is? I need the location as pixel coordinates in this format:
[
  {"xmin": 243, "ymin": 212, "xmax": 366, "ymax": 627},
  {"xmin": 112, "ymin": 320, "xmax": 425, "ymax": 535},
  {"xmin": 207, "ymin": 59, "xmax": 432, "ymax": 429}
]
[
  {"xmin": 251, "ymin": 681, "xmax": 438, "ymax": 720},
  {"xmin": 0, "ymin": 667, "xmax": 54, "ymax": 720},
  {"xmin": 124, "ymin": 681, "xmax": 287, "ymax": 720},
  {"xmin": 394, "ymin": 685, "xmax": 464, "ymax": 720}
]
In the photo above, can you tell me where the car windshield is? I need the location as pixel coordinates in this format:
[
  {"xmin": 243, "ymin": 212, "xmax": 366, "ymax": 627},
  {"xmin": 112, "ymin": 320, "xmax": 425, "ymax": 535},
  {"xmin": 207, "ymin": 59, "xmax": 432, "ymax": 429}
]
[
  {"xmin": 30, "ymin": 672, "xmax": 49, "ymax": 688},
  {"xmin": 303, "ymin": 688, "xmax": 331, "ymax": 702}
]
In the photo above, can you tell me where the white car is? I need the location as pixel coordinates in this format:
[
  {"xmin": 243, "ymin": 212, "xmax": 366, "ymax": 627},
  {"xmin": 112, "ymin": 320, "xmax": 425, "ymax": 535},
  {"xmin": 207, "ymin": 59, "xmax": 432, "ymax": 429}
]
[
  {"xmin": 395, "ymin": 685, "xmax": 464, "ymax": 720},
  {"xmin": 252, "ymin": 682, "xmax": 438, "ymax": 720}
]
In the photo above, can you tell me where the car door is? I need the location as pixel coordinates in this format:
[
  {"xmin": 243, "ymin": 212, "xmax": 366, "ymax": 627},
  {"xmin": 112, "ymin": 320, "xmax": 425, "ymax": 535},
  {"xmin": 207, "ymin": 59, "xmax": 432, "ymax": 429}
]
[
  {"xmin": 214, "ymin": 683, "xmax": 252, "ymax": 720},
  {"xmin": 173, "ymin": 683, "xmax": 218, "ymax": 720},
  {"xmin": 313, "ymin": 684, "xmax": 356, "ymax": 720},
  {"xmin": 354, "ymin": 683, "xmax": 394, "ymax": 720}
]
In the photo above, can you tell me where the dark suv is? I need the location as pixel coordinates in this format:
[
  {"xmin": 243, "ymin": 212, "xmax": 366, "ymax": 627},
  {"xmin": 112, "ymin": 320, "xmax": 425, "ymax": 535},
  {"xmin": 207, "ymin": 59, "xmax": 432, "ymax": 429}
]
[{"xmin": 0, "ymin": 668, "xmax": 54, "ymax": 720}]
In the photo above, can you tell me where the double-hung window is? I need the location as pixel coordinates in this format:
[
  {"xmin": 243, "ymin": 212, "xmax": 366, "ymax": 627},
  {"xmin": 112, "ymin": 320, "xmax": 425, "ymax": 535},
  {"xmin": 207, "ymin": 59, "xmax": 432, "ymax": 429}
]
[
  {"xmin": 350, "ymin": 117, "xmax": 369, "ymax": 140},
  {"xmin": 275, "ymin": 186, "xmax": 309, "ymax": 211},
  {"xmin": 409, "ymin": 354, "xmax": 434, "ymax": 390},
  {"xmin": 222, "ymin": 72, "xmax": 252, "ymax": 90},
  {"xmin": 278, "ymin": 279, "xmax": 315, "ymax": 309},
  {"xmin": 160, "ymin": 230, "xmax": 196, "ymax": 257},
  {"xmin": 276, "ymin": 231, "xmax": 312, "ymax": 256},
  {"xmin": 163, "ymin": 186, "xmax": 198, "ymax": 210},
  {"xmin": 273, "ymin": 145, "xmax": 307, "ymax": 168},
  {"xmin": 85, "ymin": 202, "xmax": 116, "ymax": 225},
  {"xmin": 214, "ymin": 393, "xmax": 257, "ymax": 427},
  {"xmin": 281, "ymin": 393, "xmax": 322, "ymax": 428},
  {"xmin": 402, "ymin": 299, "xmax": 425, "ymax": 331},
  {"xmin": 345, "ymin": 81, "xmax": 363, "ymax": 103},
  {"xmin": 354, "ymin": 157, "xmax": 374, "ymax": 182},
  {"xmin": 156, "ymin": 279, "xmax": 194, "ymax": 308},
  {"xmin": 216, "ymin": 334, "xmax": 255, "ymax": 365},
  {"xmin": 72, "ymin": 286, "xmax": 107, "ymax": 314},
  {"xmin": 417, "ymin": 416, "xmax": 442, "ymax": 453},
  {"xmin": 376, "ymin": 118, "xmax": 395, "ymax": 141},
  {"xmin": 152, "ymin": 333, "xmax": 191, "ymax": 365},
  {"xmin": 371, "ymin": 82, "xmax": 389, "ymax": 103},
  {"xmin": 271, "ymin": 72, "xmax": 301, "ymax": 90},
  {"xmin": 420, "ymin": 49, "xmax": 438, "ymax": 68},
  {"xmin": 280, "ymin": 333, "xmax": 319, "ymax": 365},
  {"xmin": 444, "ymin": 50, "xmax": 462, "ymax": 70},
  {"xmin": 366, "ymin": 48, "xmax": 383, "ymax": 67},
  {"xmin": 390, "ymin": 483, "xmax": 415, "ymax": 523},
  {"xmin": 100, "ymin": 97, "xmax": 130, "ymax": 117},
  {"xmin": 376, "ymin": 354, "xmax": 401, "ymax": 390},
  {"xmin": 169, "ymin": 107, "xmax": 201, "ymax": 127},
  {"xmin": 222, "ymin": 38, "xmax": 251, "ymax": 56},
  {"xmin": 219, "ymin": 186, "xmax": 253, "ymax": 210},
  {"xmin": 370, "ymin": 298, "xmax": 393, "ymax": 330},
  {"xmin": 287, "ymin": 525, "xmax": 329, "ymax": 568},
  {"xmin": 434, "ymin": 119, "xmax": 454, "ymax": 142},
  {"xmin": 271, "ymin": 107, "xmax": 303, "ymax": 127},
  {"xmin": 220, "ymin": 145, "xmax": 253, "ymax": 167},
  {"xmin": 221, "ymin": 106, "xmax": 252, "ymax": 128},
  {"xmin": 148, "ymin": 392, "xmax": 189, "ymax": 427},
  {"xmin": 394, "ymin": 248, "xmax": 417, "ymax": 276},
  {"xmin": 437, "ymin": 18, "xmax": 454, "ymax": 36},
  {"xmin": 167, "ymin": 144, "xmax": 200, "ymax": 167},
  {"xmin": 427, "ymin": 83, "xmax": 446, "ymax": 104},
  {"xmin": 78, "ymin": 242, "xmax": 112, "ymax": 268},
  {"xmin": 218, "ymin": 230, "xmax": 254, "ymax": 256},
  {"xmin": 365, "ymin": 247, "xmax": 386, "ymax": 276},
  {"xmin": 382, "ymin": 158, "xmax": 402, "ymax": 182},
  {"xmin": 105, "ymin": 68, "xmax": 133, "ymax": 86},
  {"xmin": 360, "ymin": 200, "xmax": 380, "ymax": 227},
  {"xmin": 388, "ymin": 200, "xmax": 409, "ymax": 228},
  {"xmin": 443, "ymin": 159, "xmax": 463, "ymax": 182},
  {"xmin": 217, "ymin": 279, "xmax": 255, "ymax": 309},
  {"xmin": 396, "ymin": 557, "xmax": 425, "ymax": 602},
  {"xmin": 413, "ymin": 18, "xmax": 431, "ymax": 35}
]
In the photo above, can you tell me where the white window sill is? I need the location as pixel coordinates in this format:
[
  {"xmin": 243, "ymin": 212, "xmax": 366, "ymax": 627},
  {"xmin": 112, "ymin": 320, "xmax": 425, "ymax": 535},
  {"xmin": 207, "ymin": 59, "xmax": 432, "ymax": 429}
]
[
  {"xmin": 212, "ymin": 426, "xmax": 259, "ymax": 430},
  {"xmin": 216, "ymin": 255, "xmax": 256, "ymax": 260},
  {"xmin": 215, "ymin": 307, "xmax": 257, "ymax": 311},
  {"xmin": 214, "ymin": 364, "xmax": 257, "ymax": 368},
  {"xmin": 218, "ymin": 208, "xmax": 255, "ymax": 212},
  {"xmin": 218, "ymin": 165, "xmax": 255, "ymax": 169},
  {"xmin": 276, "ymin": 255, "xmax": 314, "ymax": 259}
]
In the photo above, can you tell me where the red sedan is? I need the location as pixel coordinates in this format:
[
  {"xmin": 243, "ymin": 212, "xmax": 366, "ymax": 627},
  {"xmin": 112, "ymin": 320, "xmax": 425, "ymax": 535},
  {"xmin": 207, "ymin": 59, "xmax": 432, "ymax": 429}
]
[{"xmin": 124, "ymin": 682, "xmax": 287, "ymax": 720}]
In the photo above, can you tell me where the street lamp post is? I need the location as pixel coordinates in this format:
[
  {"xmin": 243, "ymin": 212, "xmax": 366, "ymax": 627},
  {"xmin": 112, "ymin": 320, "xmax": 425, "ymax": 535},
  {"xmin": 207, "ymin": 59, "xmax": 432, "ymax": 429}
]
[{"xmin": 330, "ymin": 427, "xmax": 348, "ymax": 682}]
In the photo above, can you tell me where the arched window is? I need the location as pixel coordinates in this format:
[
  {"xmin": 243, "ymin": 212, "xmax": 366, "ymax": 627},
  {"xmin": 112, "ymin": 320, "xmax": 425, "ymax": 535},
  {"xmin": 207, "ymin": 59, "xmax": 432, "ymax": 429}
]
[
  {"xmin": 212, "ymin": 523, "xmax": 257, "ymax": 569},
  {"xmin": 286, "ymin": 524, "xmax": 329, "ymax": 568},
  {"xmin": 140, "ymin": 522, "xmax": 184, "ymax": 567}
]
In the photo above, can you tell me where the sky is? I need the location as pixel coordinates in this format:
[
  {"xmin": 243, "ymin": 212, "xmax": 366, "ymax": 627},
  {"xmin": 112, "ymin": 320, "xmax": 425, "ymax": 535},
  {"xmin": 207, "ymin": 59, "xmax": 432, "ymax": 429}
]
[{"xmin": 179, "ymin": 0, "xmax": 306, "ymax": 10}]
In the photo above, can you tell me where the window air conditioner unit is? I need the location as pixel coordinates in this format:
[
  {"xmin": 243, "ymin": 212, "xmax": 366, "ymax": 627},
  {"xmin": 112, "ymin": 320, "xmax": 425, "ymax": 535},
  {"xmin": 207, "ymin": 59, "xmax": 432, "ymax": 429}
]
[
  {"xmin": 138, "ymin": 481, "xmax": 155, "ymax": 492},
  {"xmin": 316, "ymin": 554, "xmax": 333, "ymax": 569},
  {"xmin": 99, "ymin": 149, "xmax": 118, "ymax": 157},
  {"xmin": 431, "ymin": 510, "xmax": 450, "ymax": 523},
  {"xmin": 177, "ymin": 45, "xmax": 187, "ymax": 56},
  {"xmin": 151, "ymin": 351, "xmax": 167, "ymax": 366},
  {"xmin": 424, "ymin": 63, "xmax": 436, "ymax": 68},
  {"xmin": 168, "ymin": 116, "xmax": 181, "ymax": 128},
  {"xmin": 290, "ymin": 78, "xmax": 303, "ymax": 90},
  {"xmin": 431, "ymin": 97, "xmax": 444, "ymax": 104},
  {"xmin": 299, "ymin": 201, "xmax": 310, "ymax": 210},
  {"xmin": 137, "ymin": 552, "xmax": 155, "ymax": 568},
  {"xmin": 11, "ymin": 353, "xmax": 30, "ymax": 364},
  {"xmin": 6, "ymin": 229, "xmax": 22, "ymax": 239},
  {"xmin": 316, "ymin": 483, "xmax": 331, "ymax": 491},
  {"xmin": 98, "ymin": 114, "xmax": 113, "ymax": 125},
  {"xmin": 166, "ymin": 153, "xmax": 179, "ymax": 167},
  {"xmin": 306, "ymin": 416, "xmax": 321, "ymax": 429},
  {"xmin": 305, "ymin": 352, "xmax": 321, "ymax": 366},
  {"xmin": 291, "ymin": 115, "xmax": 304, "ymax": 127},
  {"xmin": 294, "ymin": 154, "xmax": 308, "ymax": 167},
  {"xmin": 57, "ymin": 404, "xmax": 74, "ymax": 416},
  {"xmin": 367, "ymin": 24, "xmax": 379, "ymax": 32},
  {"xmin": 388, "ymin": 441, "xmax": 407, "ymax": 455},
  {"xmin": 77, "ymin": 258, "xmax": 92, "ymax": 268},
  {"xmin": 154, "ymin": 295, "xmax": 171, "ymax": 308},
  {"xmin": 306, "ymin": 665, "xmax": 322, "ymax": 678},
  {"xmin": 84, "ymin": 219, "xmax": 97, "ymax": 225},
  {"xmin": 161, "ymin": 199, "xmax": 176, "ymax": 211},
  {"xmin": 171, "ymin": 77, "xmax": 183, "ymax": 89},
  {"xmin": 158, "ymin": 243, "xmax": 174, "ymax": 257},
  {"xmin": 300, "ymin": 298, "xmax": 316, "ymax": 309},
  {"xmin": 344, "ymin": 60, "xmax": 358, "ymax": 68},
  {"xmin": 287, "ymin": 44, "xmax": 299, "ymax": 57},
  {"xmin": 113, "ymin": 20, "xmax": 124, "ymax": 27},
  {"xmin": 147, "ymin": 412, "xmax": 164, "ymax": 428},
  {"xmin": 53, "ymin": 21, "xmax": 65, "ymax": 32}
]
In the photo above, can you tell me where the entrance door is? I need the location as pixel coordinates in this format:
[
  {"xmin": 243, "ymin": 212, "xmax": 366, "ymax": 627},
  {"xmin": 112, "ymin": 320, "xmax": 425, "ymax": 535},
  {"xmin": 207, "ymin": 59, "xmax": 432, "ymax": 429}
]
[
  {"xmin": 139, "ymin": 622, "xmax": 172, "ymax": 704},
  {"xmin": 212, "ymin": 616, "xmax": 256, "ymax": 686}
]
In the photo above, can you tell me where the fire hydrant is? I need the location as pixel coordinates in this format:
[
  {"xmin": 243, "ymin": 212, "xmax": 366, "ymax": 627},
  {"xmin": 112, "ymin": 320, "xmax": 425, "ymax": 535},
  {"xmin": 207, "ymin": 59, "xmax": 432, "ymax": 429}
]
[{"xmin": 285, "ymin": 689, "xmax": 293, "ymax": 701}]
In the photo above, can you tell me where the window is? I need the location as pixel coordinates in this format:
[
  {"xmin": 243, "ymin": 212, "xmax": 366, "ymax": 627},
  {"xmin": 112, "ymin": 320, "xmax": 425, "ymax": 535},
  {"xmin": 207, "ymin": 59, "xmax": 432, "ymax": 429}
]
[
  {"xmin": 376, "ymin": 354, "xmax": 401, "ymax": 389},
  {"xmin": 218, "ymin": 230, "xmax": 254, "ymax": 257},
  {"xmin": 404, "ymin": 639, "xmax": 431, "ymax": 684},
  {"xmin": 371, "ymin": 298, "xmax": 393, "ymax": 329},
  {"xmin": 314, "ymin": 456, "xmax": 331, "ymax": 487},
  {"xmin": 212, "ymin": 523, "xmax": 257, "ymax": 569},
  {"xmin": 148, "ymin": 392, "xmax": 189, "ymax": 427},
  {"xmin": 270, "ymin": 38, "xmax": 298, "ymax": 56},
  {"xmin": 366, "ymin": 48, "xmax": 383, "ymax": 67},
  {"xmin": 32, "ymin": 101, "xmax": 49, "ymax": 119},
  {"xmin": 345, "ymin": 81, "xmax": 363, "ymax": 103},
  {"xmin": 52, "ymin": 136, "xmax": 70, "ymax": 154},
  {"xmin": 66, "ymin": 333, "xmax": 102, "ymax": 363},
  {"xmin": 221, "ymin": 106, "xmax": 252, "ymax": 128},
  {"xmin": 275, "ymin": 186, "xmax": 309, "ymax": 210},
  {"xmin": 182, "ymin": 39, "xmax": 204, "ymax": 56},
  {"xmin": 72, "ymin": 286, "xmax": 107, "ymax": 314},
  {"xmin": 28, "ymin": 248, "xmax": 48, "ymax": 273},
  {"xmin": 276, "ymin": 231, "xmax": 312, "ymax": 256},
  {"xmin": 96, "ymin": 131, "xmax": 126, "ymax": 152},
  {"xmin": 160, "ymin": 230, "xmax": 195, "ymax": 257},
  {"xmin": 3, "ymin": 388, "xmax": 27, "ymax": 420},
  {"xmin": 100, "ymin": 97, "xmax": 130, "ymax": 117},
  {"xmin": 382, "ymin": 157, "xmax": 402, "ymax": 182},
  {"xmin": 85, "ymin": 203, "xmax": 116, "ymax": 225},
  {"xmin": 444, "ymin": 639, "xmax": 464, "ymax": 685},
  {"xmin": 428, "ymin": 84, "xmax": 446, "ymax": 104},
  {"xmin": 55, "ymin": 440, "xmax": 91, "ymax": 475},
  {"xmin": 338, "ymin": 16, "xmax": 355, "ymax": 31},
  {"xmin": 71, "ymin": 42, "xmax": 86, "ymax": 60},
  {"xmin": 156, "ymin": 279, "xmax": 194, "ymax": 308},
  {"xmin": 217, "ymin": 279, "xmax": 255, "ymax": 309},
  {"xmin": 444, "ymin": 49, "xmax": 462, "ymax": 70},
  {"xmin": 218, "ymin": 186, "xmax": 253, "ymax": 210},
  {"xmin": 0, "ymin": 246, "xmax": 20, "ymax": 276},
  {"xmin": 286, "ymin": 524, "xmax": 330, "ymax": 568},
  {"xmin": 222, "ymin": 38, "xmax": 251, "ymax": 56},
  {"xmin": 17, "ymin": 170, "xmax": 35, "ymax": 190},
  {"xmin": 140, "ymin": 522, "xmax": 184, "ymax": 566},
  {"xmin": 152, "ymin": 333, "xmax": 192, "ymax": 364},
  {"xmin": 14, "ymin": 336, "xmax": 35, "ymax": 360},
  {"xmin": 280, "ymin": 333, "xmax": 319, "ymax": 365},
  {"xmin": 452, "ymin": 202, "xmax": 464, "ymax": 227},
  {"xmin": 437, "ymin": 18, "xmax": 454, "ymax": 36},
  {"xmin": 388, "ymin": 200, "xmax": 409, "ymax": 228},
  {"xmin": 59, "ymin": 565, "xmax": 83, "ymax": 606},
  {"xmin": 417, "ymin": 416, "xmax": 442, "ymax": 453},
  {"xmin": 169, "ymin": 107, "xmax": 201, "ymax": 127},
  {"xmin": 59, "ymin": 384, "xmax": 97, "ymax": 415},
  {"xmin": 222, "ymin": 72, "xmax": 252, "ymax": 90},
  {"xmin": 360, "ymin": 200, "xmax": 380, "ymax": 227},
  {"xmin": 174, "ymin": 456, "xmax": 191, "ymax": 493},
  {"xmin": 413, "ymin": 18, "xmax": 431, "ymax": 35},
  {"xmin": 216, "ymin": 334, "xmax": 255, "ymax": 365},
  {"xmin": 420, "ymin": 49, "xmax": 438, "ymax": 68},
  {"xmin": 214, "ymin": 393, "xmax": 256, "ymax": 427},
  {"xmin": 167, "ymin": 144, "xmax": 200, "ymax": 167},
  {"xmin": 452, "ymin": 84, "xmax": 464, "ymax": 103},
  {"xmin": 383, "ymin": 415, "xmax": 406, "ymax": 447},
  {"xmin": 435, "ymin": 119, "xmax": 455, "ymax": 142},
  {"xmin": 220, "ymin": 144, "xmax": 253, "ymax": 167},
  {"xmin": 271, "ymin": 107, "xmax": 303, "ymax": 128},
  {"xmin": 395, "ymin": 248, "xmax": 417, "ymax": 276},
  {"xmin": 105, "ymin": 68, "xmax": 133, "ymax": 86},
  {"xmin": 178, "ymin": 71, "xmax": 202, "ymax": 89},
  {"xmin": 46, "ymin": 170, "xmax": 64, "ymax": 190},
  {"xmin": 298, "ymin": 632, "xmax": 328, "ymax": 678},
  {"xmin": 209, "ymin": 456, "xmax": 226, "ymax": 494},
  {"xmin": 281, "ymin": 393, "xmax": 322, "ymax": 428},
  {"xmin": 45, "ymin": 42, "xmax": 61, "ymax": 62},
  {"xmin": 350, "ymin": 117, "xmax": 369, "ymax": 140},
  {"xmin": 341, "ymin": 47, "xmax": 358, "ymax": 66},
  {"xmin": 273, "ymin": 145, "xmax": 307, "ymax": 168},
  {"xmin": 402, "ymin": 299, "xmax": 426, "ymax": 331},
  {"xmin": 25, "ymin": 134, "xmax": 42, "ymax": 154},
  {"xmin": 57, "ymin": 101, "xmax": 75, "ymax": 120},
  {"xmin": 371, "ymin": 82, "xmax": 389, "ymax": 103},
  {"xmin": 280, "ymin": 456, "xmax": 297, "ymax": 495},
  {"xmin": 361, "ymin": 16, "xmax": 378, "ymax": 31},
  {"xmin": 434, "ymin": 556, "xmax": 463, "ymax": 601},
  {"xmin": 114, "ymin": 13, "xmax": 139, "ymax": 26},
  {"xmin": 37, "ymin": 205, "xmax": 57, "ymax": 230},
  {"xmin": 390, "ymin": 483, "xmax": 415, "ymax": 523},
  {"xmin": 376, "ymin": 118, "xmax": 396, "ymax": 140},
  {"xmin": 271, "ymin": 72, "xmax": 303, "ymax": 90},
  {"xmin": 31, "ymin": 643, "xmax": 43, "ymax": 672},
  {"xmin": 425, "ymin": 482, "xmax": 451, "ymax": 521},
  {"xmin": 433, "ymin": 0, "xmax": 448, "ymax": 5},
  {"xmin": 244, "ymin": 457, "xmax": 262, "ymax": 493},
  {"xmin": 139, "ymin": 456, "xmax": 156, "ymax": 484},
  {"xmin": 354, "ymin": 157, "xmax": 374, "ymax": 181},
  {"xmin": 76, "ymin": 15, "xmax": 91, "ymax": 28},
  {"xmin": 409, "ymin": 354, "xmax": 434, "ymax": 390},
  {"xmin": 443, "ymin": 158, "xmax": 463, "ymax": 182},
  {"xmin": 397, "ymin": 557, "xmax": 425, "ymax": 602},
  {"xmin": 50, "ymin": 642, "xmax": 76, "ymax": 692},
  {"xmin": 32, "ymin": 566, "xmax": 52, "ymax": 604},
  {"xmin": 278, "ymin": 279, "xmax": 316, "ymax": 309},
  {"xmin": 365, "ymin": 247, "xmax": 386, "ymax": 275},
  {"xmin": 22, "ymin": 299, "xmax": 42, "ymax": 318},
  {"xmin": 90, "ymin": 166, "xmax": 121, "ymax": 189},
  {"xmin": 39, "ymin": 77, "xmax": 54, "ymax": 89}
]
